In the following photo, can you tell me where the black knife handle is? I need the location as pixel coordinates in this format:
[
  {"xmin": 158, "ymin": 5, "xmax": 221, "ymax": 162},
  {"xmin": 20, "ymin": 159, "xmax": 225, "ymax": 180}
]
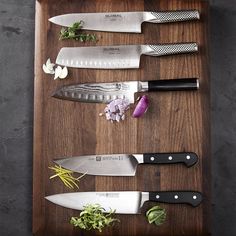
[
  {"xmin": 148, "ymin": 78, "xmax": 199, "ymax": 91},
  {"xmin": 149, "ymin": 191, "xmax": 202, "ymax": 207},
  {"xmin": 143, "ymin": 152, "xmax": 198, "ymax": 167}
]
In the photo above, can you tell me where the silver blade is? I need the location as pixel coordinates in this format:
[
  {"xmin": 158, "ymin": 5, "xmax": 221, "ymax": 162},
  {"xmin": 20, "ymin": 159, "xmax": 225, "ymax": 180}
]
[
  {"xmin": 56, "ymin": 46, "xmax": 142, "ymax": 69},
  {"xmin": 54, "ymin": 154, "xmax": 142, "ymax": 176},
  {"xmin": 45, "ymin": 191, "xmax": 149, "ymax": 214},
  {"xmin": 52, "ymin": 81, "xmax": 141, "ymax": 104},
  {"xmin": 49, "ymin": 12, "xmax": 144, "ymax": 33}
]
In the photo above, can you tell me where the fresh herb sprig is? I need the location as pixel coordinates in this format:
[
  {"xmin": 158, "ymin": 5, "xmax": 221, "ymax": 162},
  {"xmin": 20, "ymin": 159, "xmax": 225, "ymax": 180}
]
[
  {"xmin": 70, "ymin": 204, "xmax": 119, "ymax": 232},
  {"xmin": 59, "ymin": 21, "xmax": 97, "ymax": 42},
  {"xmin": 146, "ymin": 205, "xmax": 167, "ymax": 226},
  {"xmin": 49, "ymin": 165, "xmax": 86, "ymax": 189}
]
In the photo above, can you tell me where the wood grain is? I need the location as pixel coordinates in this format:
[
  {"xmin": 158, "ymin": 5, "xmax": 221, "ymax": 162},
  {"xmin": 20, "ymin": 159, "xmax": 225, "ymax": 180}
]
[{"xmin": 33, "ymin": 0, "xmax": 211, "ymax": 235}]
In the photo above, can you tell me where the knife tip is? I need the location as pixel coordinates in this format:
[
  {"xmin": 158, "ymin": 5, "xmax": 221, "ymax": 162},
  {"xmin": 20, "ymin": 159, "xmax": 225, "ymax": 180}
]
[{"xmin": 51, "ymin": 89, "xmax": 61, "ymax": 99}]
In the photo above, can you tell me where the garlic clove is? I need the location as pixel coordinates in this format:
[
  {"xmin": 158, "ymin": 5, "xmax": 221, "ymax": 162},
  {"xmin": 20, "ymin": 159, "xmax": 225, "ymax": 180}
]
[
  {"xmin": 54, "ymin": 66, "xmax": 62, "ymax": 80},
  {"xmin": 59, "ymin": 66, "xmax": 68, "ymax": 79}
]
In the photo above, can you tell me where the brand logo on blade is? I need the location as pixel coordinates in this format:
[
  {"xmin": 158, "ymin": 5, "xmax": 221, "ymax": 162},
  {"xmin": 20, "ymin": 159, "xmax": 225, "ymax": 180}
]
[
  {"xmin": 95, "ymin": 156, "xmax": 124, "ymax": 161},
  {"xmin": 103, "ymin": 47, "xmax": 121, "ymax": 56},
  {"xmin": 96, "ymin": 156, "xmax": 102, "ymax": 161},
  {"xmin": 96, "ymin": 193, "xmax": 120, "ymax": 198},
  {"xmin": 104, "ymin": 14, "xmax": 123, "ymax": 22}
]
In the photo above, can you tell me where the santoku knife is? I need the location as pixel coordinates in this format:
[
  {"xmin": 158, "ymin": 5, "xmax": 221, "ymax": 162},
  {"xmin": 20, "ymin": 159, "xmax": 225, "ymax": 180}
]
[
  {"xmin": 49, "ymin": 11, "xmax": 200, "ymax": 33},
  {"xmin": 45, "ymin": 191, "xmax": 203, "ymax": 214},
  {"xmin": 56, "ymin": 43, "xmax": 198, "ymax": 69},
  {"xmin": 54, "ymin": 152, "xmax": 198, "ymax": 176},
  {"xmin": 52, "ymin": 78, "xmax": 199, "ymax": 104}
]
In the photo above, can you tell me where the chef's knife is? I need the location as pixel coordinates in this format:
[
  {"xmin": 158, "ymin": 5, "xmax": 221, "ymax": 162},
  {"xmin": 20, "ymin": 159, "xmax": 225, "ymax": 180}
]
[
  {"xmin": 54, "ymin": 152, "xmax": 198, "ymax": 176},
  {"xmin": 49, "ymin": 11, "xmax": 200, "ymax": 33},
  {"xmin": 45, "ymin": 191, "xmax": 203, "ymax": 214},
  {"xmin": 52, "ymin": 78, "xmax": 199, "ymax": 104},
  {"xmin": 56, "ymin": 43, "xmax": 198, "ymax": 69}
]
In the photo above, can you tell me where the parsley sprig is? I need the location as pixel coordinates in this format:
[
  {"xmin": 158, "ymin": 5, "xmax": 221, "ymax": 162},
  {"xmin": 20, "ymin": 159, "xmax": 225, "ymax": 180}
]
[
  {"xmin": 59, "ymin": 21, "xmax": 97, "ymax": 42},
  {"xmin": 70, "ymin": 204, "xmax": 119, "ymax": 232}
]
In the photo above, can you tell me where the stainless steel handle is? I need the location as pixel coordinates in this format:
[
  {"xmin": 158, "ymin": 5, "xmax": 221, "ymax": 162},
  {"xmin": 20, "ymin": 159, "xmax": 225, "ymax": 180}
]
[
  {"xmin": 142, "ymin": 43, "xmax": 198, "ymax": 57},
  {"xmin": 145, "ymin": 10, "xmax": 200, "ymax": 23}
]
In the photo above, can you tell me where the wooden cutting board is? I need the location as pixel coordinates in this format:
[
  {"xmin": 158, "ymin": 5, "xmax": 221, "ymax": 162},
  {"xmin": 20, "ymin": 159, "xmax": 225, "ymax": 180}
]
[{"xmin": 33, "ymin": 0, "xmax": 211, "ymax": 235}]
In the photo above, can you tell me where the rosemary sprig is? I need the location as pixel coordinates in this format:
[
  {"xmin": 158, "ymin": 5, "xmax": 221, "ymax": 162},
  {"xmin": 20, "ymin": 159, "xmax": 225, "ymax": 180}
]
[
  {"xmin": 49, "ymin": 165, "xmax": 86, "ymax": 189},
  {"xmin": 59, "ymin": 21, "xmax": 97, "ymax": 42},
  {"xmin": 70, "ymin": 204, "xmax": 120, "ymax": 232}
]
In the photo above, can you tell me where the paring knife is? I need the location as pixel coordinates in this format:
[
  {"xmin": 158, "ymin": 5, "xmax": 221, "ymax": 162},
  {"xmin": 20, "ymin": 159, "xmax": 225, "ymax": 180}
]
[
  {"xmin": 49, "ymin": 11, "xmax": 200, "ymax": 33},
  {"xmin": 52, "ymin": 78, "xmax": 199, "ymax": 104},
  {"xmin": 56, "ymin": 43, "xmax": 198, "ymax": 69},
  {"xmin": 45, "ymin": 191, "xmax": 203, "ymax": 214},
  {"xmin": 54, "ymin": 152, "xmax": 198, "ymax": 176}
]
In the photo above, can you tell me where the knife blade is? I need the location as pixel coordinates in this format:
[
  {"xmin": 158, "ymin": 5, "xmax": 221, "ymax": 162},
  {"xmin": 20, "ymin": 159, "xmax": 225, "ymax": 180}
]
[
  {"xmin": 52, "ymin": 78, "xmax": 199, "ymax": 104},
  {"xmin": 54, "ymin": 152, "xmax": 198, "ymax": 176},
  {"xmin": 49, "ymin": 11, "xmax": 200, "ymax": 33},
  {"xmin": 56, "ymin": 43, "xmax": 198, "ymax": 69},
  {"xmin": 45, "ymin": 191, "xmax": 203, "ymax": 214}
]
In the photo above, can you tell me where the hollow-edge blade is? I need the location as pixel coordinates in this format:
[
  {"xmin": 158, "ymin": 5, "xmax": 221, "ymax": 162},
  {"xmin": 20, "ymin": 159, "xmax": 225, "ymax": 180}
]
[
  {"xmin": 56, "ymin": 46, "xmax": 142, "ymax": 69},
  {"xmin": 52, "ymin": 81, "xmax": 139, "ymax": 104}
]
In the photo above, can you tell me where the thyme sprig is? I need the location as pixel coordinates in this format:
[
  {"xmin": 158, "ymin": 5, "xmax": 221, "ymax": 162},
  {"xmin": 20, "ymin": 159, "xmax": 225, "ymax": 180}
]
[
  {"xmin": 70, "ymin": 204, "xmax": 119, "ymax": 232},
  {"xmin": 59, "ymin": 21, "xmax": 97, "ymax": 42},
  {"xmin": 49, "ymin": 165, "xmax": 86, "ymax": 189}
]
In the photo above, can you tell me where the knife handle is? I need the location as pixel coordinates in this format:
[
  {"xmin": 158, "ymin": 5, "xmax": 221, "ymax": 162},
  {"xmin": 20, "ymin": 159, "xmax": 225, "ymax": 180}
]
[
  {"xmin": 147, "ymin": 78, "xmax": 199, "ymax": 91},
  {"xmin": 146, "ymin": 10, "xmax": 200, "ymax": 24},
  {"xmin": 143, "ymin": 152, "xmax": 198, "ymax": 167},
  {"xmin": 143, "ymin": 43, "xmax": 198, "ymax": 57},
  {"xmin": 149, "ymin": 191, "xmax": 202, "ymax": 207}
]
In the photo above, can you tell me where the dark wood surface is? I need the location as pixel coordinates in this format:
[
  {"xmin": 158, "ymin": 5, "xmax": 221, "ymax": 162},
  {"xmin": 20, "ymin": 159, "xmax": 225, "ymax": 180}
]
[{"xmin": 33, "ymin": 0, "xmax": 210, "ymax": 235}]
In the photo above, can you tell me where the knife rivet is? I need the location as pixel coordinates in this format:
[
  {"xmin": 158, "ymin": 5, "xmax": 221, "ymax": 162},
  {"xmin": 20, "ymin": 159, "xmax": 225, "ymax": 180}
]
[
  {"xmin": 186, "ymin": 155, "xmax": 191, "ymax": 159},
  {"xmin": 174, "ymin": 195, "xmax": 178, "ymax": 199},
  {"xmin": 193, "ymin": 195, "xmax": 197, "ymax": 200},
  {"xmin": 168, "ymin": 156, "xmax": 173, "ymax": 160},
  {"xmin": 150, "ymin": 157, "xmax": 155, "ymax": 161},
  {"xmin": 156, "ymin": 195, "xmax": 160, "ymax": 199}
]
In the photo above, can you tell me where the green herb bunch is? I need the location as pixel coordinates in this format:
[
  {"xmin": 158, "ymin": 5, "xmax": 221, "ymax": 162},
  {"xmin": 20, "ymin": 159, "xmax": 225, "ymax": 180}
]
[
  {"xmin": 70, "ymin": 204, "xmax": 119, "ymax": 232},
  {"xmin": 59, "ymin": 21, "xmax": 97, "ymax": 42},
  {"xmin": 146, "ymin": 205, "xmax": 167, "ymax": 226}
]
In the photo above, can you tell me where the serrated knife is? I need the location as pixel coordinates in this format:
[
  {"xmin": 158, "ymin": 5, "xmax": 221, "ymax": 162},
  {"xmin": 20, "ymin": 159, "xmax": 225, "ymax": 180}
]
[
  {"xmin": 49, "ymin": 10, "xmax": 200, "ymax": 33},
  {"xmin": 56, "ymin": 43, "xmax": 198, "ymax": 69},
  {"xmin": 52, "ymin": 78, "xmax": 199, "ymax": 104},
  {"xmin": 45, "ymin": 191, "xmax": 203, "ymax": 214},
  {"xmin": 54, "ymin": 152, "xmax": 198, "ymax": 176}
]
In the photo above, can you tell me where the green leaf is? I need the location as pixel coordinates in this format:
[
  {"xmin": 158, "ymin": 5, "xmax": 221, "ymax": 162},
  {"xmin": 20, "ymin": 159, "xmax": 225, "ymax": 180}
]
[{"xmin": 146, "ymin": 205, "xmax": 167, "ymax": 226}]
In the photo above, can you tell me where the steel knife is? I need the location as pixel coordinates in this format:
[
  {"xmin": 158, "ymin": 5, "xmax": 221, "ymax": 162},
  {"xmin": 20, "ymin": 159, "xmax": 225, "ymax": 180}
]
[
  {"xmin": 52, "ymin": 78, "xmax": 199, "ymax": 104},
  {"xmin": 54, "ymin": 152, "xmax": 198, "ymax": 176},
  {"xmin": 56, "ymin": 43, "xmax": 198, "ymax": 69},
  {"xmin": 45, "ymin": 191, "xmax": 203, "ymax": 214},
  {"xmin": 49, "ymin": 11, "xmax": 200, "ymax": 33}
]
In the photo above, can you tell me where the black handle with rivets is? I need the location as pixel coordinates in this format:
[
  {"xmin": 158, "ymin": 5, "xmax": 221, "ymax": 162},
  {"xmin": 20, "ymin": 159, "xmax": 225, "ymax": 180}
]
[
  {"xmin": 143, "ymin": 152, "xmax": 198, "ymax": 167},
  {"xmin": 149, "ymin": 191, "xmax": 203, "ymax": 207},
  {"xmin": 148, "ymin": 78, "xmax": 199, "ymax": 91}
]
